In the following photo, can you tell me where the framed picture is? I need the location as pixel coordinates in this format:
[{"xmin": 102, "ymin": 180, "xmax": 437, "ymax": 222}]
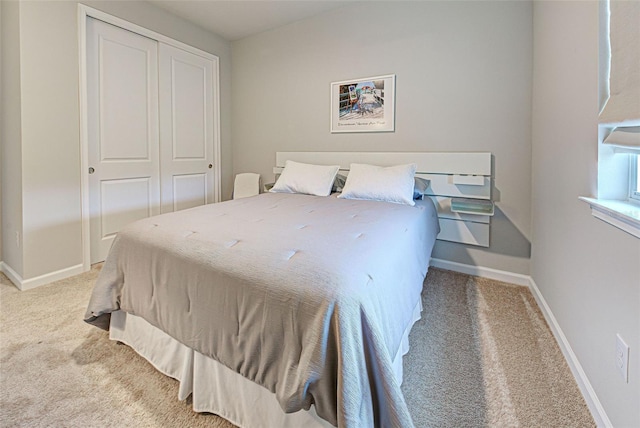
[{"xmin": 330, "ymin": 74, "xmax": 395, "ymax": 133}]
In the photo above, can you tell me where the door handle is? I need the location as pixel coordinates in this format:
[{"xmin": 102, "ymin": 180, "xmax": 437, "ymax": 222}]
[
  {"xmin": 88, "ymin": 167, "xmax": 95, "ymax": 174},
  {"xmin": 208, "ymin": 164, "xmax": 213, "ymax": 169}
]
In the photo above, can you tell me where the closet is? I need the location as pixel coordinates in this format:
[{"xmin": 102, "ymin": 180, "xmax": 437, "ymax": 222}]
[{"xmin": 86, "ymin": 17, "xmax": 219, "ymax": 263}]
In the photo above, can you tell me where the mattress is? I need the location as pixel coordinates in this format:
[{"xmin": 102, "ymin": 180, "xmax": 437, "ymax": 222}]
[{"xmin": 85, "ymin": 193, "xmax": 440, "ymax": 427}]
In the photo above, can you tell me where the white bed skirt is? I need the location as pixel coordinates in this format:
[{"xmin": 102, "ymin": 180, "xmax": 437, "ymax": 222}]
[{"xmin": 109, "ymin": 299, "xmax": 422, "ymax": 428}]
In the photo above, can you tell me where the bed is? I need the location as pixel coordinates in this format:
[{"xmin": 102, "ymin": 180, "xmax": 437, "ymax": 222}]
[{"xmin": 84, "ymin": 152, "xmax": 491, "ymax": 427}]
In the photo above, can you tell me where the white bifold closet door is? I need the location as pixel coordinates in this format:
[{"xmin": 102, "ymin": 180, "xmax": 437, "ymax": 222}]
[{"xmin": 87, "ymin": 18, "xmax": 215, "ymax": 264}]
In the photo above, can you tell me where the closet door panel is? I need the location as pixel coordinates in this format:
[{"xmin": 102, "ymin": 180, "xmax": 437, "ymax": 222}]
[
  {"xmin": 173, "ymin": 174, "xmax": 207, "ymax": 212},
  {"xmin": 159, "ymin": 43, "xmax": 215, "ymax": 213},
  {"xmin": 100, "ymin": 38, "xmax": 151, "ymax": 160},
  {"xmin": 101, "ymin": 178, "xmax": 153, "ymax": 236},
  {"xmin": 87, "ymin": 18, "xmax": 160, "ymax": 264},
  {"xmin": 172, "ymin": 60, "xmax": 206, "ymax": 159}
]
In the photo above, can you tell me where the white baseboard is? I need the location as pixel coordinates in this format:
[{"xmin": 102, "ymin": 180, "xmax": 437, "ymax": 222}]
[
  {"xmin": 429, "ymin": 258, "xmax": 610, "ymax": 427},
  {"xmin": 0, "ymin": 261, "xmax": 85, "ymax": 291},
  {"xmin": 528, "ymin": 277, "xmax": 611, "ymax": 428},
  {"xmin": 0, "ymin": 261, "xmax": 23, "ymax": 289},
  {"xmin": 429, "ymin": 257, "xmax": 531, "ymax": 286}
]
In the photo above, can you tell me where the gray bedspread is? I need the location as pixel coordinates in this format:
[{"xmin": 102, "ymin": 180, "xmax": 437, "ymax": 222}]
[{"xmin": 85, "ymin": 193, "xmax": 439, "ymax": 427}]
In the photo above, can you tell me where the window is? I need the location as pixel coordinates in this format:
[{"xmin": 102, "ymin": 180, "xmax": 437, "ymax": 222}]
[{"xmin": 581, "ymin": 0, "xmax": 640, "ymax": 238}]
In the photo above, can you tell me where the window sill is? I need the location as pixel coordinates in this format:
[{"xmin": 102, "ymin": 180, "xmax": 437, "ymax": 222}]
[{"xmin": 579, "ymin": 197, "xmax": 640, "ymax": 239}]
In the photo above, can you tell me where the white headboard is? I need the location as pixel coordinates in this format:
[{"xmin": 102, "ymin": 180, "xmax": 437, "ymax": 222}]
[{"xmin": 273, "ymin": 152, "xmax": 494, "ymax": 247}]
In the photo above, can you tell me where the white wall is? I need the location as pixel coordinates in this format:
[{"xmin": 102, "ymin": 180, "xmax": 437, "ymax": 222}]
[
  {"xmin": 18, "ymin": 1, "xmax": 84, "ymax": 279},
  {"xmin": 1, "ymin": 0, "xmax": 24, "ymax": 275},
  {"xmin": 0, "ymin": 0, "xmax": 3, "ymax": 265},
  {"xmin": 1, "ymin": 1, "xmax": 232, "ymax": 280},
  {"xmin": 531, "ymin": 2, "xmax": 640, "ymax": 426},
  {"xmin": 0, "ymin": 0, "xmax": 2, "ymax": 264},
  {"xmin": 231, "ymin": 1, "xmax": 533, "ymax": 275}
]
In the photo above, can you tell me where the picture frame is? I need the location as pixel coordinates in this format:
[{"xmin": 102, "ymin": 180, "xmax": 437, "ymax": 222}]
[{"xmin": 330, "ymin": 74, "xmax": 395, "ymax": 133}]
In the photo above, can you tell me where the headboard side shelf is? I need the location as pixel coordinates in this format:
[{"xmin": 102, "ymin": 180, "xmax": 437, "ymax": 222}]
[{"xmin": 273, "ymin": 152, "xmax": 494, "ymax": 247}]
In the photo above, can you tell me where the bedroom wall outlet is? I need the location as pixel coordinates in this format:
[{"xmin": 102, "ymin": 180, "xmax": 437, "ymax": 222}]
[{"xmin": 616, "ymin": 334, "xmax": 629, "ymax": 383}]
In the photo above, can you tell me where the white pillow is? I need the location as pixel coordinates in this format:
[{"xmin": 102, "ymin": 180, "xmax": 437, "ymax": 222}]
[
  {"xmin": 338, "ymin": 163, "xmax": 417, "ymax": 206},
  {"xmin": 270, "ymin": 160, "xmax": 340, "ymax": 196}
]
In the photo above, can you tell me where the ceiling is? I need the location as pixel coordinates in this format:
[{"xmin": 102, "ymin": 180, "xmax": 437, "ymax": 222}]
[{"xmin": 148, "ymin": 1, "xmax": 356, "ymax": 42}]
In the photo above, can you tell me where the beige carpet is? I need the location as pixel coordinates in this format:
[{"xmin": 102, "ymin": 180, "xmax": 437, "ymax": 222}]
[
  {"xmin": 401, "ymin": 269, "xmax": 595, "ymax": 427},
  {"xmin": 0, "ymin": 266, "xmax": 594, "ymax": 427}
]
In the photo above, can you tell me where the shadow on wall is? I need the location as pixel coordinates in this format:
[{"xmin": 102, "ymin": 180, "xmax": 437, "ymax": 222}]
[
  {"xmin": 488, "ymin": 155, "xmax": 530, "ymax": 259},
  {"xmin": 487, "ymin": 206, "xmax": 531, "ymax": 259},
  {"xmin": 431, "ymin": 205, "xmax": 531, "ymax": 272}
]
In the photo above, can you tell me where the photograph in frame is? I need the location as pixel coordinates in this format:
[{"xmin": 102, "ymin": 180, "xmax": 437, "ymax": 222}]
[{"xmin": 330, "ymin": 74, "xmax": 395, "ymax": 133}]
